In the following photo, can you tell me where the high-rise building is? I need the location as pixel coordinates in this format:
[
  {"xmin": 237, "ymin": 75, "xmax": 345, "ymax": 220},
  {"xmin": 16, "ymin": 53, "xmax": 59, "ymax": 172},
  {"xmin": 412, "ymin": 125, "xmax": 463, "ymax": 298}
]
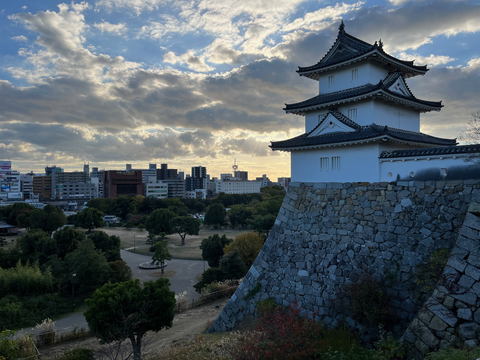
[
  {"xmin": 234, "ymin": 171, "xmax": 248, "ymax": 180},
  {"xmin": 45, "ymin": 166, "xmax": 63, "ymax": 176},
  {"xmin": 103, "ymin": 170, "xmax": 143, "ymax": 198},
  {"xmin": 33, "ymin": 176, "xmax": 52, "ymax": 200},
  {"xmin": 83, "ymin": 164, "xmax": 89, "ymax": 178}
]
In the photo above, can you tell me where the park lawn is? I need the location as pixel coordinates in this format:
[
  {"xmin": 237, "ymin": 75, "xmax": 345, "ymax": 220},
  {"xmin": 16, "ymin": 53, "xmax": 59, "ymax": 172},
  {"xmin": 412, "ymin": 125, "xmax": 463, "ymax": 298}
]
[
  {"xmin": 1, "ymin": 231, "xmax": 25, "ymax": 250},
  {"xmin": 87, "ymin": 227, "xmax": 251, "ymax": 260}
]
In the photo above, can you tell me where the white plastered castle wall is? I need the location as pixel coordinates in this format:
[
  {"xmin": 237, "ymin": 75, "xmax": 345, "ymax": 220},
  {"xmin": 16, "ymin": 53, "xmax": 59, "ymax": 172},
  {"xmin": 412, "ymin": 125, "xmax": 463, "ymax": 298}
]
[
  {"xmin": 318, "ymin": 61, "xmax": 388, "ymax": 95},
  {"xmin": 291, "ymin": 143, "xmax": 381, "ymax": 183}
]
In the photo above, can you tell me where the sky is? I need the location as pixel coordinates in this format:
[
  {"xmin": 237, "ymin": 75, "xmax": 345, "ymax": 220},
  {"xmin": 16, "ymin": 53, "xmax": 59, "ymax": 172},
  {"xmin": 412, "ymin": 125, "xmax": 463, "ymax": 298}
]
[{"xmin": 0, "ymin": 0, "xmax": 479, "ymax": 180}]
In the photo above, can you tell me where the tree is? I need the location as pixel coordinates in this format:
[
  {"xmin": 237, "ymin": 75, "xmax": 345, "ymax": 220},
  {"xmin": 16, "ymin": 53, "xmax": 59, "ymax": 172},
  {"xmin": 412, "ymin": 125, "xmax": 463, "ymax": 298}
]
[
  {"xmin": 224, "ymin": 232, "xmax": 265, "ymax": 269},
  {"xmin": 53, "ymin": 227, "xmax": 86, "ymax": 259},
  {"xmin": 204, "ymin": 203, "xmax": 226, "ymax": 228},
  {"xmin": 193, "ymin": 268, "xmax": 227, "ymax": 293},
  {"xmin": 30, "ymin": 205, "xmax": 66, "ymax": 235},
  {"xmin": 125, "ymin": 222, "xmax": 134, "ymax": 230},
  {"xmin": 228, "ymin": 204, "xmax": 253, "ymax": 230},
  {"xmin": 169, "ymin": 216, "xmax": 200, "ymax": 245},
  {"xmin": 109, "ymin": 260, "xmax": 132, "ymax": 283},
  {"xmin": 248, "ymin": 213, "xmax": 277, "ymax": 237},
  {"xmin": 75, "ymin": 208, "xmax": 105, "ymax": 232},
  {"xmin": 152, "ymin": 240, "xmax": 171, "ymax": 274},
  {"xmin": 88, "ymin": 231, "xmax": 121, "ymax": 262},
  {"xmin": 0, "ymin": 238, "xmax": 7, "ymax": 247},
  {"xmin": 84, "ymin": 278, "xmax": 175, "ymax": 360},
  {"xmin": 145, "ymin": 209, "xmax": 176, "ymax": 236},
  {"xmin": 18, "ymin": 229, "xmax": 52, "ymax": 261},
  {"xmin": 459, "ymin": 110, "xmax": 480, "ymax": 143},
  {"xmin": 200, "ymin": 234, "xmax": 232, "ymax": 268},
  {"xmin": 65, "ymin": 239, "xmax": 111, "ymax": 295},
  {"xmin": 7, "ymin": 203, "xmax": 34, "ymax": 226},
  {"xmin": 138, "ymin": 223, "xmax": 145, "ymax": 232},
  {"xmin": 219, "ymin": 249, "xmax": 246, "ymax": 279}
]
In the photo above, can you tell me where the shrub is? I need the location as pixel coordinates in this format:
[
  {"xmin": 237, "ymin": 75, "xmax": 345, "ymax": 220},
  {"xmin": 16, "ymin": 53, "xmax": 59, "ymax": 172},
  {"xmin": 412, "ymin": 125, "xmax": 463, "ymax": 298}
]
[
  {"xmin": 35, "ymin": 318, "xmax": 55, "ymax": 346},
  {"xmin": 344, "ymin": 275, "xmax": 392, "ymax": 327},
  {"xmin": 413, "ymin": 248, "xmax": 449, "ymax": 302}
]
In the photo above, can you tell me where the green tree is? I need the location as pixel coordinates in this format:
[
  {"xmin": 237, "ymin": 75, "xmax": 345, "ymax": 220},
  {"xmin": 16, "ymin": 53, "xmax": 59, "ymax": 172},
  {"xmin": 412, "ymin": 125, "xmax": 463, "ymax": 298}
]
[
  {"xmin": 30, "ymin": 205, "xmax": 67, "ymax": 235},
  {"xmin": 53, "ymin": 227, "xmax": 86, "ymax": 259},
  {"xmin": 125, "ymin": 222, "xmax": 134, "ymax": 230},
  {"xmin": 152, "ymin": 240, "xmax": 171, "ymax": 274},
  {"xmin": 169, "ymin": 216, "xmax": 200, "ymax": 245},
  {"xmin": 248, "ymin": 213, "xmax": 276, "ymax": 238},
  {"xmin": 0, "ymin": 238, "xmax": 7, "ymax": 247},
  {"xmin": 200, "ymin": 234, "xmax": 231, "ymax": 268},
  {"xmin": 138, "ymin": 223, "xmax": 145, "ymax": 232},
  {"xmin": 228, "ymin": 204, "xmax": 253, "ymax": 230},
  {"xmin": 88, "ymin": 231, "xmax": 121, "ymax": 262},
  {"xmin": 193, "ymin": 268, "xmax": 227, "ymax": 293},
  {"xmin": 75, "ymin": 208, "xmax": 105, "ymax": 232},
  {"xmin": 223, "ymin": 232, "xmax": 265, "ymax": 269},
  {"xmin": 219, "ymin": 249, "xmax": 246, "ymax": 279},
  {"xmin": 65, "ymin": 239, "xmax": 111, "ymax": 295},
  {"xmin": 7, "ymin": 203, "xmax": 34, "ymax": 226},
  {"xmin": 84, "ymin": 279, "xmax": 175, "ymax": 360},
  {"xmin": 109, "ymin": 260, "xmax": 133, "ymax": 283},
  {"xmin": 18, "ymin": 229, "xmax": 52, "ymax": 261},
  {"xmin": 204, "ymin": 203, "xmax": 226, "ymax": 228},
  {"xmin": 145, "ymin": 209, "xmax": 176, "ymax": 236}
]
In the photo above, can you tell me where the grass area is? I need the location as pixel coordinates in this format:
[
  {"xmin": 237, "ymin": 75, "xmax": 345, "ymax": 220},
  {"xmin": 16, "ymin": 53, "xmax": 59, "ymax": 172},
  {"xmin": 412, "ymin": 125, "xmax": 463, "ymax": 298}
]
[
  {"xmin": 96, "ymin": 227, "xmax": 250, "ymax": 260},
  {"xmin": 1, "ymin": 232, "xmax": 24, "ymax": 250}
]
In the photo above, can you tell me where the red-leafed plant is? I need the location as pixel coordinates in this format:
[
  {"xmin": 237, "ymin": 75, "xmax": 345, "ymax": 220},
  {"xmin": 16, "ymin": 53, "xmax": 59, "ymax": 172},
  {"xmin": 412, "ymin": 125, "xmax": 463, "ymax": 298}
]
[{"xmin": 233, "ymin": 301, "xmax": 329, "ymax": 360}]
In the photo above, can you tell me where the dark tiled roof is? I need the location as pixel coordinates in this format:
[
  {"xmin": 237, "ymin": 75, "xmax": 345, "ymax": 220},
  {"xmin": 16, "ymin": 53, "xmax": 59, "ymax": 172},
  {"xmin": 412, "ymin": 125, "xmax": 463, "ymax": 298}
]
[
  {"xmin": 298, "ymin": 22, "xmax": 428, "ymax": 76},
  {"xmin": 323, "ymin": 109, "xmax": 362, "ymax": 130},
  {"xmin": 284, "ymin": 72, "xmax": 441, "ymax": 112},
  {"xmin": 380, "ymin": 144, "xmax": 480, "ymax": 159},
  {"xmin": 270, "ymin": 124, "xmax": 456, "ymax": 150}
]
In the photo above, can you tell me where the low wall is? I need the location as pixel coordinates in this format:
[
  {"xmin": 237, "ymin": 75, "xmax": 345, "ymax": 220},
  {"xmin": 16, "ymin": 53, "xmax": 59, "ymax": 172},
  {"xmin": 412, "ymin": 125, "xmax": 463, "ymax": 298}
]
[{"xmin": 208, "ymin": 180, "xmax": 480, "ymax": 357}]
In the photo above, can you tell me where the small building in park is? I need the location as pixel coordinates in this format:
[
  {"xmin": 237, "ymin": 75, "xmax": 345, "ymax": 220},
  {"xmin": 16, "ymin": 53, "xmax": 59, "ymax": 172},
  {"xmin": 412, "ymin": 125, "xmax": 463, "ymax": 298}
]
[{"xmin": 271, "ymin": 22, "xmax": 479, "ymax": 183}]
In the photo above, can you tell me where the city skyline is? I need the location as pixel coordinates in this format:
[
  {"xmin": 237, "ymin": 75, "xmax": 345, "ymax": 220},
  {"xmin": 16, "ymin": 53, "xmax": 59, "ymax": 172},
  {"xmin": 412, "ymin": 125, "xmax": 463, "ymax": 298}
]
[{"xmin": 1, "ymin": 0, "xmax": 480, "ymax": 180}]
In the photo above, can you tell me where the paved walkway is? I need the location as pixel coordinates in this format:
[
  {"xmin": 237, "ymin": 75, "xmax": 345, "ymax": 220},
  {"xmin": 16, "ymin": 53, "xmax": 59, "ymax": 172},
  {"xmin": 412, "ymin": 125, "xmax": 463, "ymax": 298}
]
[{"xmin": 16, "ymin": 250, "xmax": 207, "ymax": 337}]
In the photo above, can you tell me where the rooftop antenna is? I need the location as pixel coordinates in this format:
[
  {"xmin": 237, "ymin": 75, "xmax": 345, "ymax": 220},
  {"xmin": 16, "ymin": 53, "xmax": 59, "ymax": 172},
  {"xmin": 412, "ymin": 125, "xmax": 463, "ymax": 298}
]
[{"xmin": 232, "ymin": 159, "xmax": 238, "ymax": 172}]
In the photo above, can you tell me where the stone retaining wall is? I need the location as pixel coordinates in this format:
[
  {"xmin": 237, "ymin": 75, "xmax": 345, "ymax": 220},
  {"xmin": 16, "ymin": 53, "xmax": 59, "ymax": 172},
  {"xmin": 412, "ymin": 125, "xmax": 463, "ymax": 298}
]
[{"xmin": 208, "ymin": 180, "xmax": 480, "ymax": 356}]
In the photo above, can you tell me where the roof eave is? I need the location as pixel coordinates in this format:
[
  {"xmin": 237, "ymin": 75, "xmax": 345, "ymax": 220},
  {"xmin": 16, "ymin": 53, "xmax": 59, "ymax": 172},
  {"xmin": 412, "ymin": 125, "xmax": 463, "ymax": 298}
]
[
  {"xmin": 297, "ymin": 50, "xmax": 428, "ymax": 80},
  {"xmin": 284, "ymin": 90, "xmax": 441, "ymax": 115},
  {"xmin": 270, "ymin": 136, "xmax": 450, "ymax": 152}
]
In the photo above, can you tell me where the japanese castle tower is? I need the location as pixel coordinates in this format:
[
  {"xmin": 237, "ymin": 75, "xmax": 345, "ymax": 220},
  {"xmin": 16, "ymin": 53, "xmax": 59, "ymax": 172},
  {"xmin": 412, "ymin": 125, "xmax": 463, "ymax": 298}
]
[{"xmin": 271, "ymin": 22, "xmax": 480, "ymax": 183}]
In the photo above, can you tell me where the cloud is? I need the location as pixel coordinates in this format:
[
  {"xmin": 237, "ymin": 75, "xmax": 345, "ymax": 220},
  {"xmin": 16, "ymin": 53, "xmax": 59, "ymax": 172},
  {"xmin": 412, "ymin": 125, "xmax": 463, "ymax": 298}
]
[
  {"xmin": 95, "ymin": 0, "xmax": 168, "ymax": 15},
  {"xmin": 164, "ymin": 50, "xmax": 214, "ymax": 72},
  {"xmin": 396, "ymin": 52, "xmax": 456, "ymax": 67},
  {"xmin": 93, "ymin": 21, "xmax": 128, "ymax": 35},
  {"xmin": 12, "ymin": 35, "xmax": 28, "ymax": 42},
  {"xmin": 22, "ymin": 6, "xmax": 27, "ymax": 10}
]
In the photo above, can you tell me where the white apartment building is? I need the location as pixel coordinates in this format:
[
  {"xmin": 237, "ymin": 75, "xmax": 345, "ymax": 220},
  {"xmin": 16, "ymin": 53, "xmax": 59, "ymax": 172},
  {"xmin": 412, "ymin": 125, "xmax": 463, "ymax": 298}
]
[
  {"xmin": 144, "ymin": 180, "xmax": 168, "ymax": 199},
  {"xmin": 216, "ymin": 179, "xmax": 262, "ymax": 194}
]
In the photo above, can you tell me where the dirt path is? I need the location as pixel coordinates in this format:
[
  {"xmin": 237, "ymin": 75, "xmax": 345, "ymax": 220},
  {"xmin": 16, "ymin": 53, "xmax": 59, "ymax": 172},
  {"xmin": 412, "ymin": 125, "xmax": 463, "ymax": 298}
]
[{"xmin": 38, "ymin": 298, "xmax": 229, "ymax": 359}]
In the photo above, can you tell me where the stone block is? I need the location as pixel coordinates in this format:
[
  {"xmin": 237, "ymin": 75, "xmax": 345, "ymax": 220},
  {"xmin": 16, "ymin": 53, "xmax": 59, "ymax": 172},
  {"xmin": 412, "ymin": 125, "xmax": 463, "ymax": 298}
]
[
  {"xmin": 452, "ymin": 247, "xmax": 470, "ymax": 260},
  {"xmin": 394, "ymin": 204, "xmax": 403, "ymax": 213},
  {"xmin": 459, "ymin": 322, "xmax": 480, "ymax": 340},
  {"xmin": 401, "ymin": 198, "xmax": 413, "ymax": 207},
  {"xmin": 458, "ymin": 275, "xmax": 476, "ymax": 289},
  {"xmin": 464, "ymin": 211, "xmax": 480, "ymax": 230},
  {"xmin": 458, "ymin": 308, "xmax": 473, "ymax": 321},
  {"xmin": 429, "ymin": 316, "xmax": 448, "ymax": 331},
  {"xmin": 460, "ymin": 226, "xmax": 479, "ymax": 241},
  {"xmin": 425, "ymin": 298, "xmax": 458, "ymax": 327},
  {"xmin": 410, "ymin": 318, "xmax": 439, "ymax": 348},
  {"xmin": 451, "ymin": 292, "xmax": 477, "ymax": 306},
  {"xmin": 447, "ymin": 257, "xmax": 467, "ymax": 272},
  {"xmin": 465, "ymin": 265, "xmax": 480, "ymax": 281},
  {"xmin": 464, "ymin": 339, "xmax": 478, "ymax": 348}
]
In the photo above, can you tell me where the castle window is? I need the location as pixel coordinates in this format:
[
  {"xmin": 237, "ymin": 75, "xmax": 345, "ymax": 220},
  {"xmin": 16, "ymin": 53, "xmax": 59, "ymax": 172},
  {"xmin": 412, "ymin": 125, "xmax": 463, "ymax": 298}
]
[
  {"xmin": 320, "ymin": 157, "xmax": 329, "ymax": 172},
  {"xmin": 318, "ymin": 113, "xmax": 328, "ymax": 124},
  {"xmin": 348, "ymin": 108, "xmax": 357, "ymax": 119},
  {"xmin": 328, "ymin": 75, "xmax": 334, "ymax": 87},
  {"xmin": 332, "ymin": 156, "xmax": 340, "ymax": 171},
  {"xmin": 352, "ymin": 69, "xmax": 358, "ymax": 81}
]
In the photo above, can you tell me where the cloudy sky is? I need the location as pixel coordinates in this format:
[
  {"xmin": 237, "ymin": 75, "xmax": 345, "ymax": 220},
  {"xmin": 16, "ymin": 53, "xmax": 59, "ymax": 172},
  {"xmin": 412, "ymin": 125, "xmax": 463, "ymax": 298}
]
[{"xmin": 0, "ymin": 0, "xmax": 479, "ymax": 179}]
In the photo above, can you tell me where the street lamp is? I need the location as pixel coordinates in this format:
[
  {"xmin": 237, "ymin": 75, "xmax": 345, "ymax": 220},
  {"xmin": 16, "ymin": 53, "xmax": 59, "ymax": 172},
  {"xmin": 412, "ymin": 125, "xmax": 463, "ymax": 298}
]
[{"xmin": 72, "ymin": 273, "xmax": 76, "ymax": 312}]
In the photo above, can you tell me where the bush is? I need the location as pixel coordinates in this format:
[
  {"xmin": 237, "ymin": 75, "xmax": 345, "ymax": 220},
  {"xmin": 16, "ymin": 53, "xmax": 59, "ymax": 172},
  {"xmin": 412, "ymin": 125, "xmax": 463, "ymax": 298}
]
[
  {"xmin": 58, "ymin": 348, "xmax": 95, "ymax": 360},
  {"xmin": 413, "ymin": 248, "xmax": 449, "ymax": 302},
  {"xmin": 344, "ymin": 275, "xmax": 392, "ymax": 327},
  {"xmin": 425, "ymin": 347, "xmax": 480, "ymax": 360}
]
